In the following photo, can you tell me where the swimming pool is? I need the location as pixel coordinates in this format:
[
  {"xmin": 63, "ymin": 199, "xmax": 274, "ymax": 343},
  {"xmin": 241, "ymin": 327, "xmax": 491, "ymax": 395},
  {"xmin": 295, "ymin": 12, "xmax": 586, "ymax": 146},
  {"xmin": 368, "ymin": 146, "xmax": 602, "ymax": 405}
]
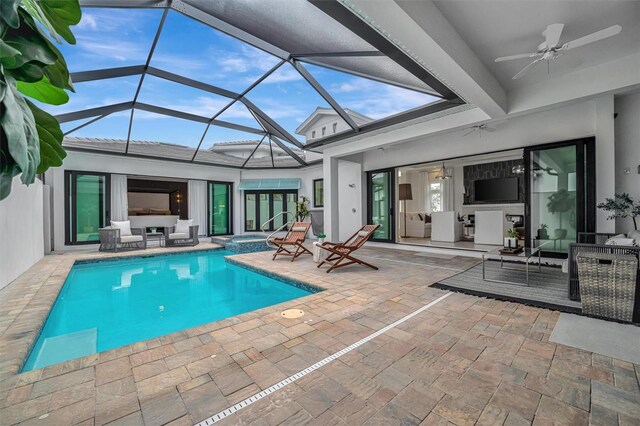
[{"xmin": 23, "ymin": 250, "xmax": 316, "ymax": 371}]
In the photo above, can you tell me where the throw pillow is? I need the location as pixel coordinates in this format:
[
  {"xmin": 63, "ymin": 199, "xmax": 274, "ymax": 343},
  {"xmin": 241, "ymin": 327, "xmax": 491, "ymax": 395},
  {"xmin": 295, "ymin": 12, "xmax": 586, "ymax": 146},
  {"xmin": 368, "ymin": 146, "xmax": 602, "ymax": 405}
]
[
  {"xmin": 628, "ymin": 230, "xmax": 640, "ymax": 245},
  {"xmin": 111, "ymin": 220, "xmax": 132, "ymax": 236},
  {"xmin": 175, "ymin": 219, "xmax": 193, "ymax": 234}
]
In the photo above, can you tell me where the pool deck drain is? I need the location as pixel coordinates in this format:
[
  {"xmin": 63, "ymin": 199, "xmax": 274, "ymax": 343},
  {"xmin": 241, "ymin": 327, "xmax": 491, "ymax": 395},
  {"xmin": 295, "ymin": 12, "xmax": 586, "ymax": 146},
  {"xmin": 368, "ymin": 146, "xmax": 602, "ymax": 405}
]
[{"xmin": 195, "ymin": 292, "xmax": 452, "ymax": 425}]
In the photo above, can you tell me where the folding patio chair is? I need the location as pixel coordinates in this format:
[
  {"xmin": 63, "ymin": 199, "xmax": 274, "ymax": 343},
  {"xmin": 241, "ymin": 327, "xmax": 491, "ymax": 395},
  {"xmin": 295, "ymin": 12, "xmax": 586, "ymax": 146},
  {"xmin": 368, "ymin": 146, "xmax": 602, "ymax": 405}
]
[
  {"xmin": 317, "ymin": 224, "xmax": 380, "ymax": 273},
  {"xmin": 270, "ymin": 222, "xmax": 312, "ymax": 261}
]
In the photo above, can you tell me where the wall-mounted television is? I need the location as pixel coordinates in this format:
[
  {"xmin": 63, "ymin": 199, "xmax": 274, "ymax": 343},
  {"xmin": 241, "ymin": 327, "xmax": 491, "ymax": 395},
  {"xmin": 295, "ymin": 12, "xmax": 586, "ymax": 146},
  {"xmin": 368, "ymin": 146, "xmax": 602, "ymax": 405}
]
[{"xmin": 474, "ymin": 177, "xmax": 519, "ymax": 202}]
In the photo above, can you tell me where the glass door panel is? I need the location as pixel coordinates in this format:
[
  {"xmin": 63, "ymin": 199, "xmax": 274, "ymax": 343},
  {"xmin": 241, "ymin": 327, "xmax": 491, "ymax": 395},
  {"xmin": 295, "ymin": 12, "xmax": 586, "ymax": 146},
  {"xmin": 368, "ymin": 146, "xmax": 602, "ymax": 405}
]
[
  {"xmin": 208, "ymin": 182, "xmax": 232, "ymax": 235},
  {"xmin": 526, "ymin": 139, "xmax": 595, "ymax": 257},
  {"xmin": 259, "ymin": 193, "xmax": 271, "ymax": 231},
  {"xmin": 286, "ymin": 193, "xmax": 297, "ymax": 222},
  {"xmin": 273, "ymin": 193, "xmax": 284, "ymax": 229},
  {"xmin": 367, "ymin": 170, "xmax": 394, "ymax": 242},
  {"xmin": 245, "ymin": 193, "xmax": 257, "ymax": 231},
  {"xmin": 66, "ymin": 172, "xmax": 109, "ymax": 245}
]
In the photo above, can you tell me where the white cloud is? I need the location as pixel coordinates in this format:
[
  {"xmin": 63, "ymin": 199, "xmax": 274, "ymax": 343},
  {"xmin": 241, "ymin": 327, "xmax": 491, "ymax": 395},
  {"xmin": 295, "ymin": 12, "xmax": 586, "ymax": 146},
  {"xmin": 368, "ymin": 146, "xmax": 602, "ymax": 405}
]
[
  {"xmin": 77, "ymin": 13, "xmax": 97, "ymax": 30},
  {"xmin": 75, "ymin": 38, "xmax": 147, "ymax": 62}
]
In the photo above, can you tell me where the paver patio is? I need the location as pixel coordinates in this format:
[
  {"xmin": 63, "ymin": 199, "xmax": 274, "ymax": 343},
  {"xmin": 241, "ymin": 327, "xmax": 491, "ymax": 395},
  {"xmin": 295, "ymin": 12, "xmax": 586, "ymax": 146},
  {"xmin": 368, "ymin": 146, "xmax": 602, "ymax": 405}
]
[{"xmin": 0, "ymin": 245, "xmax": 638, "ymax": 425}]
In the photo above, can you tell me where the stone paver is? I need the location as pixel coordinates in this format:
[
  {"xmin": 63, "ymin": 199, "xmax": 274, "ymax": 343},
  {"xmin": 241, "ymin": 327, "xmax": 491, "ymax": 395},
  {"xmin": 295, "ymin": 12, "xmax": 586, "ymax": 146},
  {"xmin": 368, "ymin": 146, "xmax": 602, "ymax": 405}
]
[{"xmin": 0, "ymin": 245, "xmax": 638, "ymax": 425}]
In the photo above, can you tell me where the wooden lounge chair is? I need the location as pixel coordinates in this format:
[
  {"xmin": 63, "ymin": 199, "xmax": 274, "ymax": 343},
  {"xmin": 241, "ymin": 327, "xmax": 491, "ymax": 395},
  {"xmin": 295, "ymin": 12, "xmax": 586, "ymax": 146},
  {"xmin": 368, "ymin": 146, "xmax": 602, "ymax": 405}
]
[
  {"xmin": 317, "ymin": 224, "xmax": 380, "ymax": 273},
  {"xmin": 271, "ymin": 222, "xmax": 312, "ymax": 261}
]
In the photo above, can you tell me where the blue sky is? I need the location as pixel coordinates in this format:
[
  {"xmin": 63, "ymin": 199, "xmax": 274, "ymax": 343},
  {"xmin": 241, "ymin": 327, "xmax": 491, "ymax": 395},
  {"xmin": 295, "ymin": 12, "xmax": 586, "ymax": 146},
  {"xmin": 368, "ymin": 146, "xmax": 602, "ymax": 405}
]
[{"xmin": 48, "ymin": 8, "xmax": 438, "ymax": 148}]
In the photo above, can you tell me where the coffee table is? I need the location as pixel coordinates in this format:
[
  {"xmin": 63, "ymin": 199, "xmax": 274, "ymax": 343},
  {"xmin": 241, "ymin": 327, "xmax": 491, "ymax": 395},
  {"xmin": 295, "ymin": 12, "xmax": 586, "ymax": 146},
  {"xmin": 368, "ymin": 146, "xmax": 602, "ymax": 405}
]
[
  {"xmin": 147, "ymin": 232, "xmax": 164, "ymax": 247},
  {"xmin": 482, "ymin": 246, "xmax": 542, "ymax": 286}
]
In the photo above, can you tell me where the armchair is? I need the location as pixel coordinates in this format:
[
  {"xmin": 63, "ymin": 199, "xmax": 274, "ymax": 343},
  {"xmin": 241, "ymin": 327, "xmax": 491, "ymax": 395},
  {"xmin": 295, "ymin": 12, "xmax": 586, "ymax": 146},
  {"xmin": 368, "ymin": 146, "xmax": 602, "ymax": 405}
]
[
  {"xmin": 99, "ymin": 227, "xmax": 147, "ymax": 252},
  {"xmin": 164, "ymin": 224, "xmax": 200, "ymax": 247},
  {"xmin": 568, "ymin": 232, "xmax": 640, "ymax": 322}
]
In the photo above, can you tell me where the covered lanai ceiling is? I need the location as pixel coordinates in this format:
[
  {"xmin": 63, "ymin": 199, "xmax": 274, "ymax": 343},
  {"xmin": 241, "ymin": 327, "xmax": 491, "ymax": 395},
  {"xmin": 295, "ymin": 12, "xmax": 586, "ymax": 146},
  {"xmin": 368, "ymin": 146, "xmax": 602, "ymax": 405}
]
[{"xmin": 48, "ymin": 0, "xmax": 462, "ymax": 169}]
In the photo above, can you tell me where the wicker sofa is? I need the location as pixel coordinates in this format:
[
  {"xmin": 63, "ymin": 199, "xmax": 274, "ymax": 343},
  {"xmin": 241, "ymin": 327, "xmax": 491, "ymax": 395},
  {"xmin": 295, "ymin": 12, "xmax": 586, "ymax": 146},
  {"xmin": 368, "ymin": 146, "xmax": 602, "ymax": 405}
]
[{"xmin": 568, "ymin": 232, "xmax": 640, "ymax": 322}]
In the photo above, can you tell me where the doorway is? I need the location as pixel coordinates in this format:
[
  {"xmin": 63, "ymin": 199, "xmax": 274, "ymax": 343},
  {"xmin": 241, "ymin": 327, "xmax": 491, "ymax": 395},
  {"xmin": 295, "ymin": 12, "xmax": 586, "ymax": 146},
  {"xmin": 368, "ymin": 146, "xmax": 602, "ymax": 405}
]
[
  {"xmin": 525, "ymin": 138, "xmax": 596, "ymax": 257},
  {"xmin": 367, "ymin": 169, "xmax": 395, "ymax": 242},
  {"xmin": 244, "ymin": 190, "xmax": 298, "ymax": 232},
  {"xmin": 65, "ymin": 171, "xmax": 110, "ymax": 245}
]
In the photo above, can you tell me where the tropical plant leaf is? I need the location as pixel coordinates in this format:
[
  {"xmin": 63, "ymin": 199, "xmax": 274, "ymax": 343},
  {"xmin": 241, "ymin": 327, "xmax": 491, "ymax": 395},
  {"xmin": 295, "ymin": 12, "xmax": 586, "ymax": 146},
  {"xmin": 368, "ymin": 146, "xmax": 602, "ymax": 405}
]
[
  {"xmin": 38, "ymin": 0, "xmax": 82, "ymax": 45},
  {"xmin": 3, "ymin": 12, "xmax": 58, "ymax": 70},
  {"xmin": 17, "ymin": 75, "xmax": 69, "ymax": 104},
  {"xmin": 0, "ymin": 39, "xmax": 22, "ymax": 69},
  {"xmin": 25, "ymin": 98, "xmax": 66, "ymax": 173},
  {"xmin": 0, "ymin": 0, "xmax": 21, "ymax": 29},
  {"xmin": 43, "ymin": 53, "xmax": 73, "ymax": 91},
  {"xmin": 0, "ymin": 77, "xmax": 40, "ymax": 185}
]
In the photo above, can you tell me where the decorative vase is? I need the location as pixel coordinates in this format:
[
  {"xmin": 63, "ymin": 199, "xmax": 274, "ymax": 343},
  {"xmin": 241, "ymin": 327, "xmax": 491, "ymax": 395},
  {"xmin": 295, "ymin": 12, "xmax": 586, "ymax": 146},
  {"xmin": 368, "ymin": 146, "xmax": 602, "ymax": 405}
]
[
  {"xmin": 538, "ymin": 229, "xmax": 549, "ymax": 239},
  {"xmin": 318, "ymin": 238, "xmax": 325, "ymax": 243},
  {"xmin": 504, "ymin": 237, "xmax": 518, "ymax": 248},
  {"xmin": 554, "ymin": 229, "xmax": 567, "ymax": 239}
]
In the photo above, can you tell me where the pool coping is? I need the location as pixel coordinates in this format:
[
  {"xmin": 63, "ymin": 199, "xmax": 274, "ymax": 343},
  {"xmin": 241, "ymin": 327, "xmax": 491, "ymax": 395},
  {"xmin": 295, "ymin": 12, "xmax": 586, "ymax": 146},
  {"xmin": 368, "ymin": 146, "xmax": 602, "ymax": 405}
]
[{"xmin": 1, "ymin": 243, "xmax": 330, "ymax": 383}]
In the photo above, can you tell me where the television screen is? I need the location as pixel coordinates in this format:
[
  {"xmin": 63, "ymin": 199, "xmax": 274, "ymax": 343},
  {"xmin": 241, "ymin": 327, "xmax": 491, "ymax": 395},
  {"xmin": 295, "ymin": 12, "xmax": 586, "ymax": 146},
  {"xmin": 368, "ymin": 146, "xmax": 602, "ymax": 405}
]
[{"xmin": 474, "ymin": 177, "xmax": 519, "ymax": 202}]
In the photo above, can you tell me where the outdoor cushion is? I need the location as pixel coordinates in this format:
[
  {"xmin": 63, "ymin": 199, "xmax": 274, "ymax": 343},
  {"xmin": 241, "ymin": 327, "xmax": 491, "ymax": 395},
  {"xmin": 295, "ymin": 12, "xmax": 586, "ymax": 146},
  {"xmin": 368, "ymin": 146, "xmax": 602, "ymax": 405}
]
[
  {"xmin": 291, "ymin": 226, "xmax": 307, "ymax": 232},
  {"xmin": 605, "ymin": 234, "xmax": 637, "ymax": 246},
  {"xmin": 111, "ymin": 220, "xmax": 132, "ymax": 236},
  {"xmin": 120, "ymin": 235, "xmax": 143, "ymax": 243},
  {"xmin": 628, "ymin": 230, "xmax": 640, "ymax": 244},
  {"xmin": 169, "ymin": 232, "xmax": 190, "ymax": 240},
  {"xmin": 175, "ymin": 219, "xmax": 193, "ymax": 234},
  {"xmin": 357, "ymin": 230, "xmax": 369, "ymax": 237}
]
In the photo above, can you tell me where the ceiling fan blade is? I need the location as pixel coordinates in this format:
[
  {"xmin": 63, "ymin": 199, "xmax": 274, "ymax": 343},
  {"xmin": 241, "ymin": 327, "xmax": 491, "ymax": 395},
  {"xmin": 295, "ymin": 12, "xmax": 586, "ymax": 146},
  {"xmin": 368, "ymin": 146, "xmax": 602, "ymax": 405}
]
[
  {"xmin": 543, "ymin": 23, "xmax": 565, "ymax": 47},
  {"xmin": 495, "ymin": 52, "xmax": 541, "ymax": 62},
  {"xmin": 561, "ymin": 25, "xmax": 622, "ymax": 50},
  {"xmin": 483, "ymin": 127, "xmax": 496, "ymax": 132},
  {"xmin": 462, "ymin": 128, "xmax": 476, "ymax": 137},
  {"xmin": 512, "ymin": 58, "xmax": 543, "ymax": 79}
]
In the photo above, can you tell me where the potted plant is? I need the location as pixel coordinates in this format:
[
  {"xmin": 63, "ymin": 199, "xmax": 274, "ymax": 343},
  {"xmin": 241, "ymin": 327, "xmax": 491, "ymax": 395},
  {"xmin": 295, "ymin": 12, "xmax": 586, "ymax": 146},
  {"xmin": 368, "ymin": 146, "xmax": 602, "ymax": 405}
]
[
  {"xmin": 504, "ymin": 228, "xmax": 519, "ymax": 248},
  {"xmin": 295, "ymin": 196, "xmax": 310, "ymax": 222},
  {"xmin": 547, "ymin": 189, "xmax": 575, "ymax": 239},
  {"xmin": 317, "ymin": 233, "xmax": 326, "ymax": 243},
  {"xmin": 537, "ymin": 223, "xmax": 549, "ymax": 239},
  {"xmin": 597, "ymin": 193, "xmax": 640, "ymax": 230}
]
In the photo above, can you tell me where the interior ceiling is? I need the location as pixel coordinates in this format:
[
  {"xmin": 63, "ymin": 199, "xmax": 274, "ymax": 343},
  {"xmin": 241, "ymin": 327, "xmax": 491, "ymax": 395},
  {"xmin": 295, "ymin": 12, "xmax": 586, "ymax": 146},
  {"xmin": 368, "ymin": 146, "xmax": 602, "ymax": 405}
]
[{"xmin": 433, "ymin": 0, "xmax": 640, "ymax": 90}]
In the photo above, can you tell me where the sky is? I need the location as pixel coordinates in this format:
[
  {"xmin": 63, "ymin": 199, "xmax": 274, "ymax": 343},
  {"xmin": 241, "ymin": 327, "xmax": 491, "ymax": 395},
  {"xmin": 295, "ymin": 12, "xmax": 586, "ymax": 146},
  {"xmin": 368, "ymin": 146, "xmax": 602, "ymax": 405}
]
[{"xmin": 43, "ymin": 8, "xmax": 439, "ymax": 149}]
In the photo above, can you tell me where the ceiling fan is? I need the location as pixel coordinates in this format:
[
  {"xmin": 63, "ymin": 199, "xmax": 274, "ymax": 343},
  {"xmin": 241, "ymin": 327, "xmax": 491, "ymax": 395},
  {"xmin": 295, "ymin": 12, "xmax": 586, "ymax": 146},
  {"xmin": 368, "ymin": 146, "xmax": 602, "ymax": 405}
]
[
  {"xmin": 462, "ymin": 123, "xmax": 496, "ymax": 137},
  {"xmin": 495, "ymin": 23, "xmax": 622, "ymax": 79}
]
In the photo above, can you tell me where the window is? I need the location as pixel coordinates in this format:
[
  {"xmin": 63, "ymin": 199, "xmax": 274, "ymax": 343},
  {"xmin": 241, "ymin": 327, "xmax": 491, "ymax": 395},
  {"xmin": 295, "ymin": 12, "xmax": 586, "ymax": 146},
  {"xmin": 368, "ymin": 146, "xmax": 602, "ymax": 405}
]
[
  {"xmin": 313, "ymin": 179, "xmax": 324, "ymax": 207},
  {"xmin": 322, "ymin": 127, "xmax": 326, "ymax": 136},
  {"xmin": 429, "ymin": 182, "xmax": 442, "ymax": 213},
  {"xmin": 333, "ymin": 123, "xmax": 337, "ymax": 133},
  {"xmin": 312, "ymin": 130, "xmax": 316, "ymax": 139}
]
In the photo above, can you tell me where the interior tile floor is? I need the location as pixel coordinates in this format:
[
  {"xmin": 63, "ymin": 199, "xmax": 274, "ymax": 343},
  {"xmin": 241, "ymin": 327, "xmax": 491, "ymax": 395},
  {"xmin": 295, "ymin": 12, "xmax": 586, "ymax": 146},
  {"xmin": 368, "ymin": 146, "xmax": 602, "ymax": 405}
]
[
  {"xmin": 397, "ymin": 237, "xmax": 503, "ymax": 252},
  {"xmin": 1, "ymin": 245, "xmax": 638, "ymax": 425}
]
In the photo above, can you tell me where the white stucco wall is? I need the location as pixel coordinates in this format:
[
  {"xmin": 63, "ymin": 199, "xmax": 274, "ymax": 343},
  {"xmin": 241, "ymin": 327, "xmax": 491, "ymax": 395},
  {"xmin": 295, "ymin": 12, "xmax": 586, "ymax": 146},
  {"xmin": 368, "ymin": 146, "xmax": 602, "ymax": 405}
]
[
  {"xmin": 0, "ymin": 178, "xmax": 44, "ymax": 290},
  {"xmin": 614, "ymin": 92, "xmax": 640, "ymax": 233},
  {"xmin": 48, "ymin": 150, "xmax": 322, "ymax": 250}
]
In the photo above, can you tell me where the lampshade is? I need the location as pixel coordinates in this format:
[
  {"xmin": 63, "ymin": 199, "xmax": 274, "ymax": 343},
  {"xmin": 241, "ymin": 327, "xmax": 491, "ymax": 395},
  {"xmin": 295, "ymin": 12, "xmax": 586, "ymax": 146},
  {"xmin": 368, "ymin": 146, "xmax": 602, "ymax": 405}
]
[
  {"xmin": 398, "ymin": 183, "xmax": 413, "ymax": 201},
  {"xmin": 435, "ymin": 161, "xmax": 451, "ymax": 180}
]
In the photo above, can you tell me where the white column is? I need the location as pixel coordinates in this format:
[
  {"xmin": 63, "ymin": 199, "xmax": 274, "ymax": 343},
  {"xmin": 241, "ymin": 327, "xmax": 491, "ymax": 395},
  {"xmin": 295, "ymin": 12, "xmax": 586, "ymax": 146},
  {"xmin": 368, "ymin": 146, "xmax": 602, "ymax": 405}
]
[
  {"xmin": 595, "ymin": 95, "xmax": 616, "ymax": 233},
  {"xmin": 323, "ymin": 155, "xmax": 339, "ymax": 241}
]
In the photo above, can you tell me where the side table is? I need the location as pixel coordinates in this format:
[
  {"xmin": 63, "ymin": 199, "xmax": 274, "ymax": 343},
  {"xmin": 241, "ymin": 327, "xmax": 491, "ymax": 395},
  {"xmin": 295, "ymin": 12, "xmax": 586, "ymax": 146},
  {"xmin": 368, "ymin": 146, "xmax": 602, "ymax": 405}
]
[{"xmin": 313, "ymin": 242, "xmax": 328, "ymax": 263}]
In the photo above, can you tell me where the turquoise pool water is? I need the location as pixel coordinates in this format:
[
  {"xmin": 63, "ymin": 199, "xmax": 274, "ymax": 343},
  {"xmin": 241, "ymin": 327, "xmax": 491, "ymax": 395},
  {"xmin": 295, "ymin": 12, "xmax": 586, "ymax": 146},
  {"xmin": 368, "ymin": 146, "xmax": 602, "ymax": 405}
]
[{"xmin": 23, "ymin": 250, "xmax": 314, "ymax": 371}]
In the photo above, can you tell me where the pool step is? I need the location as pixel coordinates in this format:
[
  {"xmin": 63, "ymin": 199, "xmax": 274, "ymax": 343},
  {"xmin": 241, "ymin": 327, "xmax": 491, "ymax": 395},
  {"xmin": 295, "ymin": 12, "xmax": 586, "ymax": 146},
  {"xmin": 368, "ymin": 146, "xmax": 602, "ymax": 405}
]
[{"xmin": 28, "ymin": 328, "xmax": 97, "ymax": 371}]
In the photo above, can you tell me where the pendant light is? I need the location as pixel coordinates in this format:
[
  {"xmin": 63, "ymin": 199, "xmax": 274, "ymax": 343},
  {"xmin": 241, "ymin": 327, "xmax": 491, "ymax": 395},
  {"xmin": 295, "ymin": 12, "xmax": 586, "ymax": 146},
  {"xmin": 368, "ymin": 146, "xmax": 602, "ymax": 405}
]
[{"xmin": 435, "ymin": 161, "xmax": 451, "ymax": 180}]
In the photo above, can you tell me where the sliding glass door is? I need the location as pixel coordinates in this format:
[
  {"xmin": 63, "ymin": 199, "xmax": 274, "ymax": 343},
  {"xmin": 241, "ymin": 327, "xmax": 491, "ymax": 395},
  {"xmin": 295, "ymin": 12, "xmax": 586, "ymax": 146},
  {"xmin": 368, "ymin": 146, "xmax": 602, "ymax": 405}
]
[
  {"xmin": 525, "ymin": 138, "xmax": 595, "ymax": 257},
  {"xmin": 65, "ymin": 171, "xmax": 110, "ymax": 245},
  {"xmin": 367, "ymin": 169, "xmax": 395, "ymax": 242},
  {"xmin": 208, "ymin": 182, "xmax": 232, "ymax": 236},
  {"xmin": 244, "ymin": 190, "xmax": 298, "ymax": 232}
]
